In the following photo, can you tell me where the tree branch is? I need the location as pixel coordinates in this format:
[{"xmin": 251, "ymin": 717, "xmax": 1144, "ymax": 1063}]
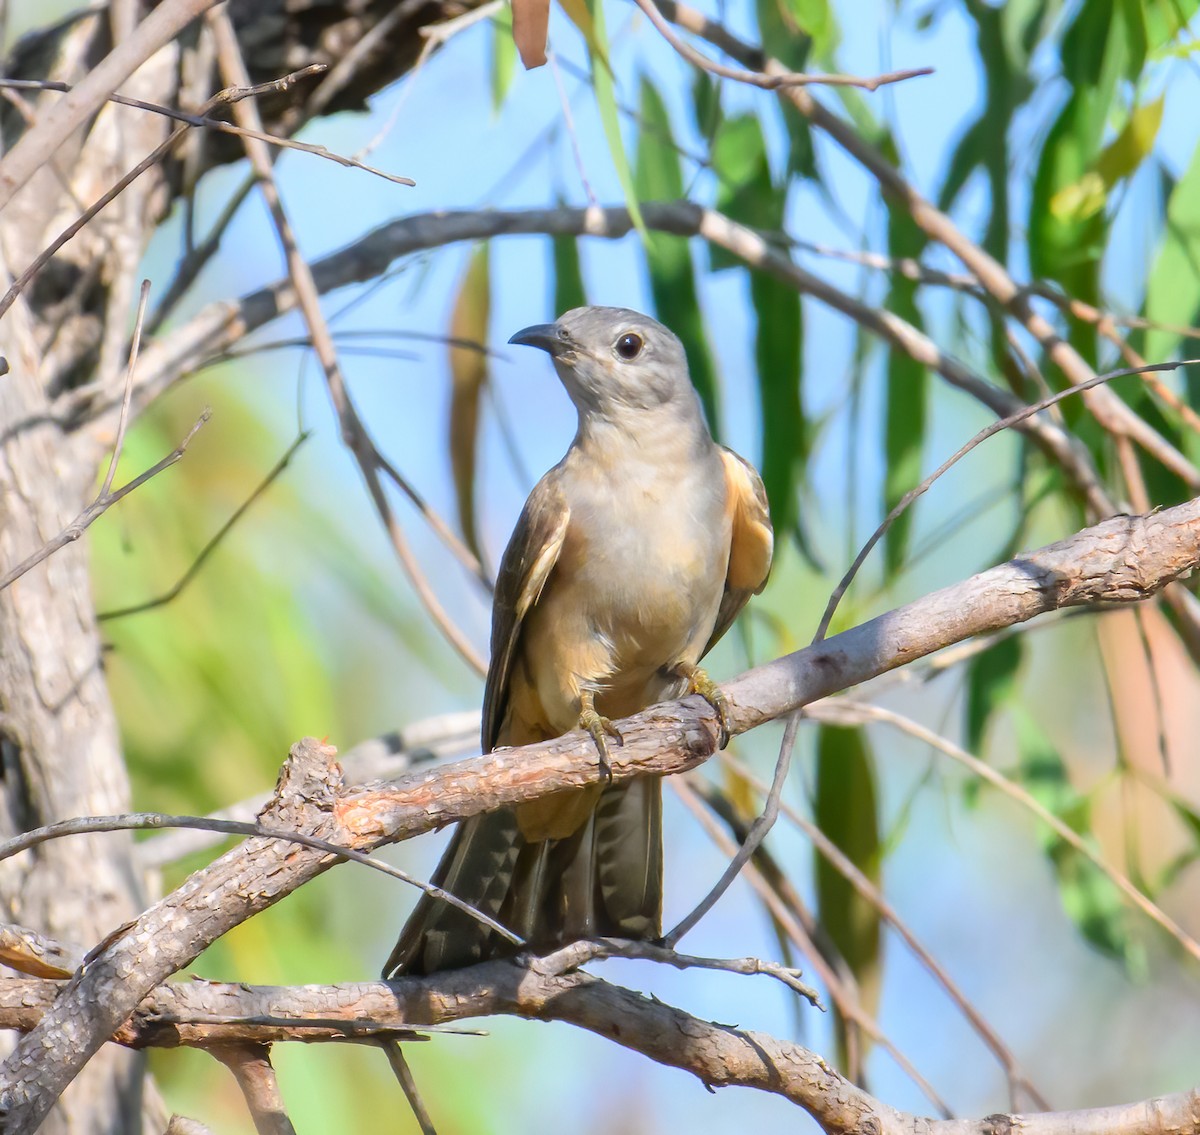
[
  {"xmin": 0, "ymin": 968, "xmax": 1195, "ymax": 1135},
  {"xmin": 104, "ymin": 202, "xmax": 1110, "ymax": 516},
  {"xmin": 0, "ymin": 497, "xmax": 1196, "ymax": 1124}
]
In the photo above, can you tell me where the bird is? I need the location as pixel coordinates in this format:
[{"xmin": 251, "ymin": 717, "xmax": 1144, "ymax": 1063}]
[{"xmin": 383, "ymin": 306, "xmax": 773, "ymax": 977}]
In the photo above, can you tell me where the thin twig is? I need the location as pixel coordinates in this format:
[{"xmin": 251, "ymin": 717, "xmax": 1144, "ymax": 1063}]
[
  {"xmin": 210, "ymin": 1043, "xmax": 297, "ymax": 1135},
  {"xmin": 632, "ymin": 0, "xmax": 932, "ymax": 91},
  {"xmin": 0, "ymin": 0, "xmax": 221, "ymax": 211},
  {"xmin": 0, "ymin": 68, "xmax": 332, "ymax": 323},
  {"xmin": 721, "ymin": 751, "xmax": 1049, "ymax": 1111},
  {"xmin": 382, "ymin": 1043, "xmax": 439, "ymax": 1135},
  {"xmin": 0, "ymin": 73, "xmax": 413, "ymax": 184},
  {"xmin": 813, "ymin": 360, "xmax": 1198, "ymax": 643},
  {"xmin": 0, "ymin": 812, "xmax": 520, "ymax": 947},
  {"xmin": 99, "ymin": 279, "xmax": 151, "ymax": 498},
  {"xmin": 529, "ymin": 937, "xmax": 821, "ymax": 1005},
  {"xmin": 664, "ymin": 710, "xmax": 802, "ymax": 945},
  {"xmin": 807, "ymin": 699, "xmax": 1200, "ymax": 966},
  {"xmin": 104, "ymin": 203, "xmax": 1111, "ymax": 519},
  {"xmin": 0, "ymin": 411, "xmax": 210, "ymax": 593},
  {"xmin": 670, "ymin": 776, "xmax": 953, "ymax": 1116},
  {"xmin": 98, "ymin": 432, "xmax": 311, "ymax": 620},
  {"xmin": 208, "ymin": 8, "xmax": 486, "ymax": 674}
]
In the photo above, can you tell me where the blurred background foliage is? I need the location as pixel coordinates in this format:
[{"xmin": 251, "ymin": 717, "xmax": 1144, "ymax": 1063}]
[{"xmin": 13, "ymin": 0, "xmax": 1197, "ymax": 1128}]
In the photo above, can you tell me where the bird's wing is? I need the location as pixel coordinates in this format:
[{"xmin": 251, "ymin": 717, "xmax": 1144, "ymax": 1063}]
[
  {"xmin": 702, "ymin": 446, "xmax": 774, "ymax": 658},
  {"xmin": 481, "ymin": 468, "xmax": 571, "ymax": 752}
]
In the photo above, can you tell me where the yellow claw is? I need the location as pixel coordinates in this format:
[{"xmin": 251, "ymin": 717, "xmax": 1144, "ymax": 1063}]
[
  {"xmin": 675, "ymin": 663, "xmax": 733, "ymax": 749},
  {"xmin": 579, "ymin": 689, "xmax": 622, "ymax": 783}
]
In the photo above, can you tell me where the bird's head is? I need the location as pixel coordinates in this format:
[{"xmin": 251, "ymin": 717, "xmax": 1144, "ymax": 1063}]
[{"xmin": 509, "ymin": 306, "xmax": 695, "ymax": 419}]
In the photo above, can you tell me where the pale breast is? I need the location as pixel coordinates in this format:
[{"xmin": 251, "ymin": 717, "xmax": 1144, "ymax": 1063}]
[{"xmin": 520, "ymin": 438, "xmax": 732, "ymax": 726}]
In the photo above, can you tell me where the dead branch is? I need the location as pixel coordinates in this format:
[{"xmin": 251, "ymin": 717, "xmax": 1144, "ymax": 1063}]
[
  {"xmin": 0, "ymin": 0, "xmax": 219, "ymax": 210},
  {"xmin": 209, "ymin": 1044, "xmax": 296, "ymax": 1135},
  {"xmin": 0, "ymin": 408, "xmax": 210, "ymax": 592},
  {"xmin": 207, "ymin": 6, "xmax": 483, "ymax": 674},
  {"xmin": 0, "ymin": 497, "xmax": 1196, "ymax": 1125},
  {"xmin": 1, "ymin": 966, "xmax": 1194, "ymax": 1135}
]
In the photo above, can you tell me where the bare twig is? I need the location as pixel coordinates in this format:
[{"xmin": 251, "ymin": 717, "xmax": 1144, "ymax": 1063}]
[
  {"xmin": 671, "ymin": 776, "xmax": 952, "ymax": 1116},
  {"xmin": 528, "ymin": 937, "xmax": 821, "ymax": 1004},
  {"xmin": 813, "ymin": 360, "xmax": 1198, "ymax": 643},
  {"xmin": 721, "ymin": 752, "xmax": 1049, "ymax": 1110},
  {"xmin": 208, "ymin": 8, "xmax": 485, "ymax": 674},
  {"xmin": 632, "ymin": 0, "xmax": 932, "ymax": 91},
  {"xmin": 210, "ymin": 1044, "xmax": 297, "ymax": 1135},
  {"xmin": 98, "ymin": 432, "xmax": 311, "ymax": 621},
  {"xmin": 0, "ymin": 73, "xmax": 413, "ymax": 185},
  {"xmin": 0, "ymin": 0, "xmax": 220, "ymax": 210},
  {"xmin": 382, "ymin": 1043, "xmax": 439, "ymax": 1135},
  {"xmin": 664, "ymin": 710, "xmax": 802, "ymax": 945},
  {"xmin": 1, "ymin": 498, "xmax": 1193, "ymax": 1123},
  {"xmin": 0, "ymin": 410, "xmax": 210, "ymax": 592},
  {"xmin": 0, "ymin": 811, "xmax": 519, "ymax": 948},
  {"xmin": 0, "ymin": 68, "xmax": 332, "ymax": 323},
  {"xmin": 100, "ymin": 279, "xmax": 152, "ymax": 498},
  {"xmin": 1, "ymin": 965, "xmax": 1196, "ymax": 1135},
  {"xmin": 806, "ymin": 699, "xmax": 1200, "ymax": 966},
  {"xmin": 122, "ymin": 202, "xmax": 1112, "ymax": 519}
]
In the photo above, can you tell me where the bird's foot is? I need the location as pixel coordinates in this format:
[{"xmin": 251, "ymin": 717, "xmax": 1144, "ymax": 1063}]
[
  {"xmin": 579, "ymin": 690, "xmax": 622, "ymax": 784},
  {"xmin": 675, "ymin": 663, "xmax": 733, "ymax": 749}
]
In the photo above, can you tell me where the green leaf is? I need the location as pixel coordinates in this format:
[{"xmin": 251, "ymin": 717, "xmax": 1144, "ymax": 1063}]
[
  {"xmin": 755, "ymin": 0, "xmax": 814, "ymax": 71},
  {"xmin": 815, "ymin": 725, "xmax": 882, "ymax": 1060},
  {"xmin": 490, "ymin": 6, "xmax": 516, "ymax": 110},
  {"xmin": 448, "ymin": 244, "xmax": 491, "ymax": 565},
  {"xmin": 1143, "ymin": 0, "xmax": 1200, "ymax": 53},
  {"xmin": 882, "ymin": 201, "xmax": 928, "ymax": 575},
  {"xmin": 786, "ymin": 0, "xmax": 838, "ymax": 56},
  {"xmin": 635, "ymin": 77, "xmax": 721, "ymax": 433},
  {"xmin": 1029, "ymin": 0, "xmax": 1130, "ymax": 305},
  {"xmin": 575, "ymin": 0, "xmax": 644, "ymax": 233},
  {"xmin": 1144, "ymin": 136, "xmax": 1200, "ymax": 371},
  {"xmin": 751, "ymin": 272, "xmax": 805, "ymax": 543},
  {"xmin": 551, "ymin": 233, "xmax": 587, "ymax": 316},
  {"xmin": 1050, "ymin": 96, "xmax": 1164, "ymax": 224},
  {"xmin": 1095, "ymin": 95, "xmax": 1164, "ymax": 186},
  {"xmin": 965, "ymin": 635, "xmax": 1023, "ymax": 753},
  {"xmin": 1015, "ymin": 713, "xmax": 1143, "ymax": 972},
  {"xmin": 710, "ymin": 114, "xmax": 777, "ymax": 271}
]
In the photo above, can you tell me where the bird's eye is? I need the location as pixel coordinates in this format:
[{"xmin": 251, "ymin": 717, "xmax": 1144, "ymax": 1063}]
[{"xmin": 615, "ymin": 332, "xmax": 643, "ymax": 360}]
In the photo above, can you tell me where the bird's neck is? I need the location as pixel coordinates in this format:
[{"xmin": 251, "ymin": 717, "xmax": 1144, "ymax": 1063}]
[{"xmin": 572, "ymin": 394, "xmax": 713, "ymax": 464}]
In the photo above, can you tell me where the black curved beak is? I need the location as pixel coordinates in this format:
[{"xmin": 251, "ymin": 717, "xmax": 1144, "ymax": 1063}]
[{"xmin": 508, "ymin": 322, "xmax": 563, "ymax": 355}]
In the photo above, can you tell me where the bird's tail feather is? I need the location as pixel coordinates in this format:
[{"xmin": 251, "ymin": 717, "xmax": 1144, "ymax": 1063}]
[{"xmin": 383, "ymin": 779, "xmax": 662, "ymax": 977}]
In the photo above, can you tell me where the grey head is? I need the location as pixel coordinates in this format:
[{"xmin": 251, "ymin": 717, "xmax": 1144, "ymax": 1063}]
[{"xmin": 509, "ymin": 306, "xmax": 699, "ymax": 421}]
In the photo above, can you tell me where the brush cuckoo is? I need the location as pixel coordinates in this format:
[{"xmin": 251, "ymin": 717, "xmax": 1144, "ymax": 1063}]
[{"xmin": 383, "ymin": 306, "xmax": 774, "ymax": 977}]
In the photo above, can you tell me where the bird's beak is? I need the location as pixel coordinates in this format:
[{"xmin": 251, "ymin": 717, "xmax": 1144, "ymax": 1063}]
[{"xmin": 508, "ymin": 322, "xmax": 564, "ymax": 355}]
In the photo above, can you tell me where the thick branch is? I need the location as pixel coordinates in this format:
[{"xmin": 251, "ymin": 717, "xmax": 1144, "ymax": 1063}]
[
  {"xmin": 1, "ymin": 499, "xmax": 1196, "ymax": 1125},
  {"xmin": 0, "ymin": 970, "xmax": 1196, "ymax": 1135}
]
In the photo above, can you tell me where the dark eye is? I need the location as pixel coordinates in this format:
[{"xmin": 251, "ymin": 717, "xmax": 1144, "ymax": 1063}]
[{"xmin": 615, "ymin": 332, "xmax": 643, "ymax": 360}]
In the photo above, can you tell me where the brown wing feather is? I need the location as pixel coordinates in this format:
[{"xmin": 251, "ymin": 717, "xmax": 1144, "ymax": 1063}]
[
  {"xmin": 702, "ymin": 446, "xmax": 774, "ymax": 659},
  {"xmin": 481, "ymin": 468, "xmax": 571, "ymax": 752}
]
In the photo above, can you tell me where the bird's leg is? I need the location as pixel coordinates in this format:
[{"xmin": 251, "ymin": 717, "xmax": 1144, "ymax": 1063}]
[
  {"xmin": 579, "ymin": 688, "xmax": 622, "ymax": 784},
  {"xmin": 673, "ymin": 662, "xmax": 733, "ymax": 750}
]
